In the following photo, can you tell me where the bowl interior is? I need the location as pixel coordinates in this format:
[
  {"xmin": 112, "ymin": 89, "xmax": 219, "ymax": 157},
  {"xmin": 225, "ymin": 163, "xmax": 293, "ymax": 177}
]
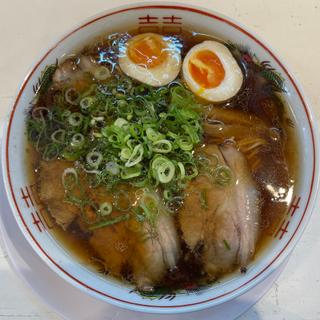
[{"xmin": 2, "ymin": 3, "xmax": 318, "ymax": 314}]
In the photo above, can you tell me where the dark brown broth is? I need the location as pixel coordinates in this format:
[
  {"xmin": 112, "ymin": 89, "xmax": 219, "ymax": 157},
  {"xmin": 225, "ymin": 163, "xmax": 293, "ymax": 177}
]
[{"xmin": 26, "ymin": 29, "xmax": 299, "ymax": 292}]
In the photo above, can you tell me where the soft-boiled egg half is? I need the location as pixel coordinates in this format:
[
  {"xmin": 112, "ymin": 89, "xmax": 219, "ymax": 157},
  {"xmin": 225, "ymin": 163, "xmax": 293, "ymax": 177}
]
[
  {"xmin": 118, "ymin": 33, "xmax": 181, "ymax": 87},
  {"xmin": 182, "ymin": 40, "xmax": 243, "ymax": 102}
]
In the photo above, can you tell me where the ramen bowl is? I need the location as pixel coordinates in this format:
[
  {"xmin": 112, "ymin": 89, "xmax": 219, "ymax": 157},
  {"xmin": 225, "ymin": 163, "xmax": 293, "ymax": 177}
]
[{"xmin": 1, "ymin": 2, "xmax": 319, "ymax": 314}]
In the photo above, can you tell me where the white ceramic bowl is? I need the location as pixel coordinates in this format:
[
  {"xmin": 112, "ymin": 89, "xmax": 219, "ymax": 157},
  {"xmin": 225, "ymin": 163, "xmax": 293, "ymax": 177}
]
[{"xmin": 1, "ymin": 2, "xmax": 319, "ymax": 314}]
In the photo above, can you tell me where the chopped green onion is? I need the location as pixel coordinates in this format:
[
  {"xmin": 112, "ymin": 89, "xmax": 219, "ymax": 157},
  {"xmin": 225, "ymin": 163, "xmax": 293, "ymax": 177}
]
[
  {"xmin": 131, "ymin": 176, "xmax": 149, "ymax": 188},
  {"xmin": 200, "ymin": 190, "xmax": 208, "ymax": 210},
  {"xmin": 146, "ymin": 128, "xmax": 164, "ymax": 142},
  {"xmin": 27, "ymin": 73, "xmax": 204, "ymax": 202},
  {"xmin": 152, "ymin": 157, "xmax": 175, "ymax": 184},
  {"xmin": 137, "ymin": 191, "xmax": 160, "ymax": 226},
  {"xmin": 102, "ymin": 125, "xmax": 127, "ymax": 148},
  {"xmin": 93, "ymin": 66, "xmax": 111, "ymax": 80},
  {"xmin": 43, "ymin": 143, "xmax": 59, "ymax": 161},
  {"xmin": 167, "ymin": 131, "xmax": 178, "ymax": 140},
  {"xmin": 151, "ymin": 155, "xmax": 167, "ymax": 171},
  {"xmin": 223, "ymin": 239, "xmax": 231, "ymax": 251},
  {"xmin": 88, "ymin": 214, "xmax": 130, "ymax": 230},
  {"xmin": 209, "ymin": 154, "xmax": 220, "ymax": 166},
  {"xmin": 117, "ymin": 100, "xmax": 127, "ymax": 108},
  {"xmin": 177, "ymin": 162, "xmax": 185, "ymax": 180},
  {"xmin": 51, "ymin": 129, "xmax": 66, "ymax": 144},
  {"xmin": 71, "ymin": 133, "xmax": 85, "ymax": 148},
  {"xmin": 121, "ymin": 165, "xmax": 141, "ymax": 179},
  {"xmin": 90, "ymin": 116, "xmax": 104, "ymax": 128},
  {"xmin": 65, "ymin": 88, "xmax": 80, "ymax": 105},
  {"xmin": 213, "ymin": 165, "xmax": 233, "ymax": 186},
  {"xmin": 86, "ymin": 151, "xmax": 103, "ymax": 168},
  {"xmin": 61, "ymin": 110, "xmax": 72, "ymax": 120},
  {"xmin": 99, "ymin": 202, "xmax": 112, "ymax": 216},
  {"xmin": 163, "ymin": 189, "xmax": 173, "ymax": 200},
  {"xmin": 31, "ymin": 107, "xmax": 49, "ymax": 120},
  {"xmin": 114, "ymin": 118, "xmax": 128, "ymax": 128},
  {"xmin": 177, "ymin": 136, "xmax": 193, "ymax": 151},
  {"xmin": 197, "ymin": 153, "xmax": 219, "ymax": 171},
  {"xmin": 157, "ymin": 161, "xmax": 175, "ymax": 183},
  {"xmin": 120, "ymin": 147, "xmax": 132, "ymax": 160},
  {"xmin": 93, "ymin": 132, "xmax": 103, "ymax": 138},
  {"xmin": 125, "ymin": 144, "xmax": 144, "ymax": 167},
  {"xmin": 182, "ymin": 124, "xmax": 200, "ymax": 144},
  {"xmin": 62, "ymin": 168, "xmax": 78, "ymax": 190},
  {"xmin": 184, "ymin": 162, "xmax": 199, "ymax": 180},
  {"xmin": 80, "ymin": 97, "xmax": 95, "ymax": 112},
  {"xmin": 68, "ymin": 112, "xmax": 83, "ymax": 127},
  {"xmin": 152, "ymin": 139, "xmax": 172, "ymax": 154},
  {"xmin": 129, "ymin": 124, "xmax": 143, "ymax": 139},
  {"xmin": 61, "ymin": 147, "xmax": 82, "ymax": 161},
  {"xmin": 105, "ymin": 162, "xmax": 120, "ymax": 175}
]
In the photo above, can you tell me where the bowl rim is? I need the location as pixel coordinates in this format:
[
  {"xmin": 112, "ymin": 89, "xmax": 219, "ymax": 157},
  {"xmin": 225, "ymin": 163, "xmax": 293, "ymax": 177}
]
[{"xmin": 1, "ymin": 1, "xmax": 319, "ymax": 314}]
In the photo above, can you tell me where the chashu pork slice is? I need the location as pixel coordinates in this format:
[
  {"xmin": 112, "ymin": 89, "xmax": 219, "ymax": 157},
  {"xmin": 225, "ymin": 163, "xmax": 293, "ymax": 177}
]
[
  {"xmin": 88, "ymin": 189, "xmax": 181, "ymax": 291},
  {"xmin": 37, "ymin": 160, "xmax": 79, "ymax": 229},
  {"xmin": 179, "ymin": 144, "xmax": 261, "ymax": 277}
]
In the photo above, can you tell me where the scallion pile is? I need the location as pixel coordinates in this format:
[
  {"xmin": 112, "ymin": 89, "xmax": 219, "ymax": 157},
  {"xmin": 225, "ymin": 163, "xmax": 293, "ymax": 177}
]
[{"xmin": 27, "ymin": 76, "xmax": 204, "ymax": 208}]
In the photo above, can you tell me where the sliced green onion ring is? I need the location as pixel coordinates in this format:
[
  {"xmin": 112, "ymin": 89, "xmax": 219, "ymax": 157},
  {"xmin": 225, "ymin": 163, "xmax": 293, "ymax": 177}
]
[
  {"xmin": 155, "ymin": 160, "xmax": 175, "ymax": 183},
  {"xmin": 99, "ymin": 202, "xmax": 113, "ymax": 216},
  {"xmin": 71, "ymin": 133, "xmax": 85, "ymax": 148},
  {"xmin": 146, "ymin": 128, "xmax": 164, "ymax": 142},
  {"xmin": 184, "ymin": 162, "xmax": 199, "ymax": 180},
  {"xmin": 86, "ymin": 151, "xmax": 103, "ymax": 168},
  {"xmin": 177, "ymin": 162, "xmax": 185, "ymax": 180},
  {"xmin": 43, "ymin": 144, "xmax": 59, "ymax": 161},
  {"xmin": 114, "ymin": 118, "xmax": 128, "ymax": 128},
  {"xmin": 120, "ymin": 147, "xmax": 132, "ymax": 160},
  {"xmin": 125, "ymin": 144, "xmax": 144, "ymax": 167},
  {"xmin": 62, "ymin": 168, "xmax": 78, "ymax": 190},
  {"xmin": 177, "ymin": 136, "xmax": 193, "ymax": 151},
  {"xmin": 68, "ymin": 112, "xmax": 83, "ymax": 127},
  {"xmin": 151, "ymin": 155, "xmax": 167, "ymax": 171},
  {"xmin": 163, "ymin": 189, "xmax": 173, "ymax": 200},
  {"xmin": 105, "ymin": 161, "xmax": 120, "ymax": 175},
  {"xmin": 152, "ymin": 139, "xmax": 172, "ymax": 154},
  {"xmin": 182, "ymin": 124, "xmax": 200, "ymax": 144},
  {"xmin": 129, "ymin": 124, "xmax": 143, "ymax": 139},
  {"xmin": 197, "ymin": 153, "xmax": 219, "ymax": 169},
  {"xmin": 61, "ymin": 110, "xmax": 71, "ymax": 120},
  {"xmin": 51, "ymin": 129, "xmax": 66, "ymax": 144},
  {"xmin": 121, "ymin": 165, "xmax": 141, "ymax": 179},
  {"xmin": 213, "ymin": 165, "xmax": 233, "ymax": 186},
  {"xmin": 90, "ymin": 116, "xmax": 104, "ymax": 128},
  {"xmin": 131, "ymin": 176, "xmax": 149, "ymax": 188},
  {"xmin": 126, "ymin": 139, "xmax": 137, "ymax": 150},
  {"xmin": 138, "ymin": 192, "xmax": 159, "ymax": 225},
  {"xmin": 167, "ymin": 131, "xmax": 178, "ymax": 140},
  {"xmin": 65, "ymin": 88, "xmax": 80, "ymax": 105},
  {"xmin": 31, "ymin": 107, "xmax": 50, "ymax": 120},
  {"xmin": 80, "ymin": 97, "xmax": 95, "ymax": 112},
  {"xmin": 93, "ymin": 66, "xmax": 111, "ymax": 81},
  {"xmin": 61, "ymin": 147, "xmax": 82, "ymax": 161}
]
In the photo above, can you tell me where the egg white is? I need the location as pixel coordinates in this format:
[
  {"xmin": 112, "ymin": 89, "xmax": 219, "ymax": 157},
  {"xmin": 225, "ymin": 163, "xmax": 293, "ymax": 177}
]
[
  {"xmin": 118, "ymin": 34, "xmax": 181, "ymax": 87},
  {"xmin": 183, "ymin": 41, "xmax": 243, "ymax": 102}
]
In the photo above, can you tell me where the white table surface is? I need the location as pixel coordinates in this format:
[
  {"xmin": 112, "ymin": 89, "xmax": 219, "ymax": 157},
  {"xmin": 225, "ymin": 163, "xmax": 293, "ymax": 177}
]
[{"xmin": 0, "ymin": 0, "xmax": 319, "ymax": 319}]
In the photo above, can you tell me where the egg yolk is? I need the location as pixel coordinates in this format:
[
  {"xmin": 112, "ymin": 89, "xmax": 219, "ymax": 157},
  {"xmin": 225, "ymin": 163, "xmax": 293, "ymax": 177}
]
[
  {"xmin": 189, "ymin": 50, "xmax": 225, "ymax": 89},
  {"xmin": 128, "ymin": 34, "xmax": 168, "ymax": 69}
]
